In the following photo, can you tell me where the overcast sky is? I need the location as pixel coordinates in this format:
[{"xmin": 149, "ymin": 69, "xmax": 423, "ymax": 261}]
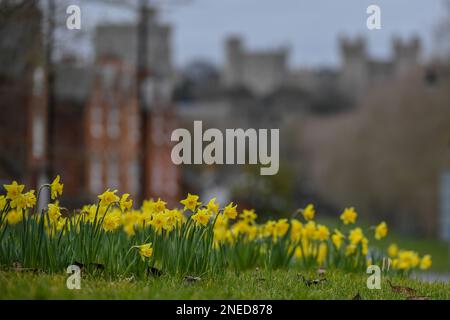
[{"xmin": 80, "ymin": 0, "xmax": 446, "ymax": 68}]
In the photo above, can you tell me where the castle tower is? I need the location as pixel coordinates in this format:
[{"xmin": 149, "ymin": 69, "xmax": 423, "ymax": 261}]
[
  {"xmin": 392, "ymin": 36, "xmax": 421, "ymax": 76},
  {"xmin": 339, "ymin": 36, "xmax": 369, "ymax": 101},
  {"xmin": 223, "ymin": 36, "xmax": 243, "ymax": 88}
]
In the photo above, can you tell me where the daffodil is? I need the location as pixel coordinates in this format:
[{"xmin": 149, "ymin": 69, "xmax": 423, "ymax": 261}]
[
  {"xmin": 23, "ymin": 190, "xmax": 37, "ymax": 209},
  {"xmin": 397, "ymin": 250, "xmax": 420, "ymax": 270},
  {"xmin": 331, "ymin": 229, "xmax": 344, "ymax": 249},
  {"xmin": 98, "ymin": 189, "xmax": 120, "ymax": 207},
  {"xmin": 301, "ymin": 204, "xmax": 315, "ymax": 221},
  {"xmin": 420, "ymin": 255, "xmax": 432, "ymax": 270},
  {"xmin": 124, "ymin": 223, "xmax": 136, "ymax": 237},
  {"xmin": 141, "ymin": 199, "xmax": 155, "ymax": 214},
  {"xmin": 163, "ymin": 209, "xmax": 178, "ymax": 232},
  {"xmin": 214, "ymin": 214, "xmax": 228, "ymax": 229},
  {"xmin": 102, "ymin": 210, "xmax": 121, "ymax": 232},
  {"xmin": 192, "ymin": 208, "xmax": 210, "ymax": 227},
  {"xmin": 314, "ymin": 224, "xmax": 330, "ymax": 241},
  {"xmin": 223, "ymin": 202, "xmax": 238, "ymax": 219},
  {"xmin": 388, "ymin": 243, "xmax": 399, "ymax": 258},
  {"xmin": 262, "ymin": 220, "xmax": 276, "ymax": 238},
  {"xmin": 303, "ymin": 220, "xmax": 316, "ymax": 239},
  {"xmin": 294, "ymin": 246, "xmax": 303, "ymax": 259},
  {"xmin": 317, "ymin": 242, "xmax": 328, "ymax": 265},
  {"xmin": 274, "ymin": 219, "xmax": 289, "ymax": 239},
  {"xmin": 180, "ymin": 193, "xmax": 201, "ymax": 211},
  {"xmin": 120, "ymin": 193, "xmax": 133, "ymax": 211},
  {"xmin": 206, "ymin": 197, "xmax": 219, "ymax": 215},
  {"xmin": 122, "ymin": 211, "xmax": 138, "ymax": 226},
  {"xmin": 374, "ymin": 221, "xmax": 388, "ymax": 240},
  {"xmin": 361, "ymin": 237, "xmax": 369, "ymax": 255},
  {"xmin": 348, "ymin": 227, "xmax": 364, "ymax": 245},
  {"xmin": 213, "ymin": 227, "xmax": 227, "ymax": 245},
  {"xmin": 153, "ymin": 198, "xmax": 167, "ymax": 213},
  {"xmin": 340, "ymin": 207, "xmax": 357, "ymax": 225},
  {"xmin": 56, "ymin": 217, "xmax": 67, "ymax": 232},
  {"xmin": 239, "ymin": 209, "xmax": 257, "ymax": 223},
  {"xmin": 0, "ymin": 195, "xmax": 6, "ymax": 211},
  {"xmin": 345, "ymin": 243, "xmax": 357, "ymax": 256},
  {"xmin": 133, "ymin": 243, "xmax": 153, "ymax": 261},
  {"xmin": 151, "ymin": 213, "xmax": 166, "ymax": 232},
  {"xmin": 6, "ymin": 209, "xmax": 23, "ymax": 225},
  {"xmin": 50, "ymin": 175, "xmax": 64, "ymax": 200},
  {"xmin": 47, "ymin": 203, "xmax": 61, "ymax": 224},
  {"xmin": 290, "ymin": 219, "xmax": 303, "ymax": 242},
  {"xmin": 12, "ymin": 190, "xmax": 36, "ymax": 210},
  {"xmin": 3, "ymin": 181, "xmax": 25, "ymax": 200},
  {"xmin": 10, "ymin": 193, "xmax": 27, "ymax": 210}
]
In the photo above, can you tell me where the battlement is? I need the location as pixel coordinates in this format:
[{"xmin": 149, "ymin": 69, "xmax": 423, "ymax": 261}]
[
  {"xmin": 339, "ymin": 35, "xmax": 367, "ymax": 61},
  {"xmin": 223, "ymin": 36, "xmax": 288, "ymax": 96}
]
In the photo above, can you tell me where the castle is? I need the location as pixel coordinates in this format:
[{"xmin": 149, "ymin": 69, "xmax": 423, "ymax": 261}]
[
  {"xmin": 223, "ymin": 36, "xmax": 289, "ymax": 96},
  {"xmin": 222, "ymin": 35, "xmax": 422, "ymax": 102},
  {"xmin": 339, "ymin": 35, "xmax": 421, "ymax": 100}
]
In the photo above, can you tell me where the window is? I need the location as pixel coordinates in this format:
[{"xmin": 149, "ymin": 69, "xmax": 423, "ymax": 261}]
[
  {"xmin": 89, "ymin": 157, "xmax": 103, "ymax": 194},
  {"xmin": 107, "ymin": 103, "xmax": 120, "ymax": 139},
  {"xmin": 101, "ymin": 65, "xmax": 117, "ymax": 91},
  {"xmin": 107, "ymin": 159, "xmax": 119, "ymax": 189},
  {"xmin": 151, "ymin": 115, "xmax": 164, "ymax": 146},
  {"xmin": 128, "ymin": 159, "xmax": 140, "ymax": 196},
  {"xmin": 128, "ymin": 113, "xmax": 140, "ymax": 144},
  {"xmin": 90, "ymin": 106, "xmax": 103, "ymax": 138},
  {"xmin": 158, "ymin": 79, "xmax": 173, "ymax": 104}
]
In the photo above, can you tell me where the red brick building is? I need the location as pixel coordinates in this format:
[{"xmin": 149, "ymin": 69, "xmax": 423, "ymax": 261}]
[{"xmin": 0, "ymin": 3, "xmax": 180, "ymax": 208}]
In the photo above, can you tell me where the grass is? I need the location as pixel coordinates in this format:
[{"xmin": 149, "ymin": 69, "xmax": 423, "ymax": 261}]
[{"xmin": 0, "ymin": 269, "xmax": 448, "ymax": 300}]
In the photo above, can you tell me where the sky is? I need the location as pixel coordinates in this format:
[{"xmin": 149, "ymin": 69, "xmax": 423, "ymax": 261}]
[{"xmin": 80, "ymin": 0, "xmax": 446, "ymax": 68}]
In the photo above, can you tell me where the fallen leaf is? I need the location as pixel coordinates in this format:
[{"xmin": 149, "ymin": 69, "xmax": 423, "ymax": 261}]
[
  {"xmin": 298, "ymin": 274, "xmax": 327, "ymax": 287},
  {"xmin": 387, "ymin": 280, "xmax": 416, "ymax": 295}
]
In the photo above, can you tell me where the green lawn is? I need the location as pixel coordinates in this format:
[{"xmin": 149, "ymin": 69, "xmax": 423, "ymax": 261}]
[{"xmin": 0, "ymin": 269, "xmax": 448, "ymax": 300}]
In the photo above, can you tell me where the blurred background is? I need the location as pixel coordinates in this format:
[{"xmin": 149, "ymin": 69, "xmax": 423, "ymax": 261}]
[{"xmin": 1, "ymin": 0, "xmax": 450, "ymax": 270}]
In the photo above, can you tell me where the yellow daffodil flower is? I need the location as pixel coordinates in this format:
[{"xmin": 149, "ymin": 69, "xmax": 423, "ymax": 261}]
[
  {"xmin": 301, "ymin": 204, "xmax": 315, "ymax": 221},
  {"xmin": 340, "ymin": 207, "xmax": 357, "ymax": 225},
  {"xmin": 180, "ymin": 193, "xmax": 201, "ymax": 211},
  {"xmin": 50, "ymin": 175, "xmax": 64, "ymax": 200},
  {"xmin": 98, "ymin": 189, "xmax": 120, "ymax": 207},
  {"xmin": 223, "ymin": 202, "xmax": 238, "ymax": 219}
]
